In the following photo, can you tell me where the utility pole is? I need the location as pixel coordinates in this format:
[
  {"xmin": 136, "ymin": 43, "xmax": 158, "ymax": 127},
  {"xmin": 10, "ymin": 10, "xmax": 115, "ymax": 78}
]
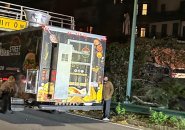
[{"xmin": 125, "ymin": 0, "xmax": 138, "ymax": 103}]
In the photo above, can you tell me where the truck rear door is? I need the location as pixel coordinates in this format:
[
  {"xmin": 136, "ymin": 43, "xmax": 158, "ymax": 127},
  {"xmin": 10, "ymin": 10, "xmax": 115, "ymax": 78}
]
[{"xmin": 54, "ymin": 43, "xmax": 72, "ymax": 99}]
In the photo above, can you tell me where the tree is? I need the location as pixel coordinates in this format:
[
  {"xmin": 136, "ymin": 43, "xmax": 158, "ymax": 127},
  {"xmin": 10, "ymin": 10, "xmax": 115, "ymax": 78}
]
[{"xmin": 105, "ymin": 37, "xmax": 185, "ymax": 111}]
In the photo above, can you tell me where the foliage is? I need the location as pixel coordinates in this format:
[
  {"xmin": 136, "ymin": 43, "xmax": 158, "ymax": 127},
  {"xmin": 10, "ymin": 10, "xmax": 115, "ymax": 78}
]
[
  {"xmin": 178, "ymin": 118, "xmax": 185, "ymax": 129},
  {"xmin": 149, "ymin": 110, "xmax": 168, "ymax": 125},
  {"xmin": 105, "ymin": 38, "xmax": 185, "ymax": 110},
  {"xmin": 105, "ymin": 37, "xmax": 185, "ymax": 111},
  {"xmin": 115, "ymin": 102, "xmax": 126, "ymax": 115},
  {"xmin": 168, "ymin": 116, "xmax": 179, "ymax": 127},
  {"xmin": 166, "ymin": 116, "xmax": 185, "ymax": 129},
  {"xmin": 105, "ymin": 40, "xmax": 151, "ymax": 102},
  {"xmin": 105, "ymin": 42, "xmax": 130, "ymax": 102}
]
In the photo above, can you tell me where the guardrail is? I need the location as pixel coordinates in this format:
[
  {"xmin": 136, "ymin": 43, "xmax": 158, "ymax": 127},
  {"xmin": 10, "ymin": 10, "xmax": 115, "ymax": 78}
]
[
  {"xmin": 0, "ymin": 1, "xmax": 75, "ymax": 30},
  {"xmin": 111, "ymin": 102, "xmax": 185, "ymax": 118}
]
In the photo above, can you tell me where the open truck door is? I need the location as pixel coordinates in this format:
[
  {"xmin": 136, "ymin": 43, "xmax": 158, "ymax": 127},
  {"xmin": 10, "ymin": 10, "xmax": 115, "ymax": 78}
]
[{"xmin": 54, "ymin": 43, "xmax": 72, "ymax": 99}]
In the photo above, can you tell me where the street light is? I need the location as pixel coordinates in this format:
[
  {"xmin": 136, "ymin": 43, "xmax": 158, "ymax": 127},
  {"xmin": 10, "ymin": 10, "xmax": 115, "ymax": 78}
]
[{"xmin": 125, "ymin": 0, "xmax": 138, "ymax": 103}]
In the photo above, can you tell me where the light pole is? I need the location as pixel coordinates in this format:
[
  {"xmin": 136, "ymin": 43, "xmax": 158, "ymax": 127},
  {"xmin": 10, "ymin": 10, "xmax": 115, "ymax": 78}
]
[{"xmin": 125, "ymin": 0, "xmax": 138, "ymax": 103}]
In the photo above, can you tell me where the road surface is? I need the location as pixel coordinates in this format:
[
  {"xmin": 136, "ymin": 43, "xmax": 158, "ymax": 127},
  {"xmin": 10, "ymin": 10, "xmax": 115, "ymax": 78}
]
[{"xmin": 0, "ymin": 108, "xmax": 144, "ymax": 130}]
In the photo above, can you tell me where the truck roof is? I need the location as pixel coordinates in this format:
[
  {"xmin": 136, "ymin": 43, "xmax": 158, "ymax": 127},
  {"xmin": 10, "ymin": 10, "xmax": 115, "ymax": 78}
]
[{"xmin": 0, "ymin": 26, "xmax": 107, "ymax": 42}]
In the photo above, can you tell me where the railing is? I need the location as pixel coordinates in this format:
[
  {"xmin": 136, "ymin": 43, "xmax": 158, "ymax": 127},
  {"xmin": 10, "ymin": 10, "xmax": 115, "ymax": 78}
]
[{"xmin": 0, "ymin": 1, "xmax": 75, "ymax": 30}]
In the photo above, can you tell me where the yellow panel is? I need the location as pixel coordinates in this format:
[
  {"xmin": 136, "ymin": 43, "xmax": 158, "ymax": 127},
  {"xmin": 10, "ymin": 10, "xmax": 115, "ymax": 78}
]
[
  {"xmin": 0, "ymin": 16, "xmax": 27, "ymax": 30},
  {"xmin": 69, "ymin": 82, "xmax": 87, "ymax": 87},
  {"xmin": 70, "ymin": 73, "xmax": 88, "ymax": 76}
]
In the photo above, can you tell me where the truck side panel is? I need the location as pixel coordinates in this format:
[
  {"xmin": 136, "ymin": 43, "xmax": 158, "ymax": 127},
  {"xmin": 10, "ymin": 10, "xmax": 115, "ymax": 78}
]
[
  {"xmin": 0, "ymin": 29, "xmax": 42, "ymax": 75},
  {"xmin": 0, "ymin": 28, "xmax": 43, "ymax": 99}
]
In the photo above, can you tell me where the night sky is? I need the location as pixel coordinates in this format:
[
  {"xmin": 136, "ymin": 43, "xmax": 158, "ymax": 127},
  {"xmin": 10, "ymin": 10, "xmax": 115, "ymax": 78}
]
[
  {"xmin": 1, "ymin": 0, "xmax": 130, "ymax": 40},
  {"xmin": 2, "ymin": 0, "xmax": 83, "ymax": 15}
]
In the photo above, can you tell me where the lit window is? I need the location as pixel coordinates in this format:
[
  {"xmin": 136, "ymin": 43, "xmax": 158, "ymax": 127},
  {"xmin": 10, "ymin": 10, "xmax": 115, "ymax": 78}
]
[
  {"xmin": 90, "ymin": 26, "xmax": 93, "ymax": 33},
  {"xmin": 140, "ymin": 28, "xmax": 146, "ymax": 37},
  {"xmin": 142, "ymin": 4, "xmax": 148, "ymax": 15}
]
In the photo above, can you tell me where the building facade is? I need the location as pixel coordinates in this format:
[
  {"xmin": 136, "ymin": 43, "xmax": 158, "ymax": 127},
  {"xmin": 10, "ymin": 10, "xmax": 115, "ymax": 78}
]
[
  {"xmin": 138, "ymin": 0, "xmax": 185, "ymax": 39},
  {"xmin": 74, "ymin": 0, "xmax": 185, "ymax": 41},
  {"xmin": 74, "ymin": 0, "xmax": 131, "ymax": 42}
]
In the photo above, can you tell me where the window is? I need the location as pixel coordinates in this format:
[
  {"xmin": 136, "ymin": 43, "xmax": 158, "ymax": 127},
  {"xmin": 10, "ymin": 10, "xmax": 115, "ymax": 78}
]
[
  {"xmin": 172, "ymin": 23, "xmax": 179, "ymax": 37},
  {"xmin": 161, "ymin": 24, "xmax": 167, "ymax": 37},
  {"xmin": 183, "ymin": 26, "xmax": 185, "ymax": 38},
  {"xmin": 142, "ymin": 4, "xmax": 148, "ymax": 15},
  {"xmin": 136, "ymin": 26, "xmax": 138, "ymax": 35},
  {"xmin": 161, "ymin": 4, "xmax": 166, "ymax": 14},
  {"xmin": 90, "ymin": 26, "xmax": 93, "ymax": 33},
  {"xmin": 114, "ymin": 0, "xmax": 121, "ymax": 5},
  {"xmin": 151, "ymin": 25, "xmax": 156, "ymax": 37},
  {"xmin": 140, "ymin": 28, "xmax": 146, "ymax": 37},
  {"xmin": 180, "ymin": 1, "xmax": 185, "ymax": 14},
  {"xmin": 62, "ymin": 54, "xmax": 69, "ymax": 62}
]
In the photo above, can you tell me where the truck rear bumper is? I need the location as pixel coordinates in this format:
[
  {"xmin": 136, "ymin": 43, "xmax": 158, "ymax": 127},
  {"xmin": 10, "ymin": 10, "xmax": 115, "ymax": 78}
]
[{"xmin": 38, "ymin": 105, "xmax": 103, "ymax": 112}]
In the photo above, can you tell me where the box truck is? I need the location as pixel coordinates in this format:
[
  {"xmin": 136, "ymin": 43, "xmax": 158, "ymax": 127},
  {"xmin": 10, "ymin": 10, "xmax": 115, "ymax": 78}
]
[{"xmin": 0, "ymin": 26, "xmax": 106, "ymax": 111}]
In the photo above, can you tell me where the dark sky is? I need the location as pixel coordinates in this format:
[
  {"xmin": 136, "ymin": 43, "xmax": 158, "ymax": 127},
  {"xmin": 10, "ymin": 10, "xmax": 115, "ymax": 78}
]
[{"xmin": 2, "ymin": 0, "xmax": 83, "ymax": 15}]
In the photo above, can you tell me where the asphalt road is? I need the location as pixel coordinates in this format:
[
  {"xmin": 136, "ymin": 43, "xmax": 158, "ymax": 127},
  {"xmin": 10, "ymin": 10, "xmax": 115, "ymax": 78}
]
[{"xmin": 0, "ymin": 108, "xmax": 144, "ymax": 130}]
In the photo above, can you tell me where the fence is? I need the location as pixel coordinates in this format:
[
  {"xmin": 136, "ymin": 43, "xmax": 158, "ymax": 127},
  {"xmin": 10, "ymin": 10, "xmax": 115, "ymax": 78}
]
[{"xmin": 0, "ymin": 1, "xmax": 75, "ymax": 30}]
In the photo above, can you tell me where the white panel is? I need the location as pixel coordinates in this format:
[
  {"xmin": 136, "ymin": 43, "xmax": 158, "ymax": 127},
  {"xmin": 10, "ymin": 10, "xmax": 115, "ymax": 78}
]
[{"xmin": 54, "ymin": 43, "xmax": 72, "ymax": 99}]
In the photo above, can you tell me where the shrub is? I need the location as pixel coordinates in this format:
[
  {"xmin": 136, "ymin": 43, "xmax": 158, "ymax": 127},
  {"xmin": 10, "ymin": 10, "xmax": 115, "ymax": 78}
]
[
  {"xmin": 168, "ymin": 116, "xmax": 179, "ymax": 127},
  {"xmin": 116, "ymin": 102, "xmax": 126, "ymax": 115},
  {"xmin": 149, "ymin": 110, "xmax": 168, "ymax": 125},
  {"xmin": 178, "ymin": 117, "xmax": 185, "ymax": 129}
]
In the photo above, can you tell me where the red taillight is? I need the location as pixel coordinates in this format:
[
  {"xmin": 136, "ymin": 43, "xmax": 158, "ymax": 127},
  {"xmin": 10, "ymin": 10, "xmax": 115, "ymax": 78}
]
[
  {"xmin": 51, "ymin": 70, "xmax": 56, "ymax": 82},
  {"xmin": 0, "ymin": 77, "xmax": 8, "ymax": 82},
  {"xmin": 42, "ymin": 70, "xmax": 47, "ymax": 81},
  {"xmin": 2, "ymin": 78, "xmax": 8, "ymax": 81}
]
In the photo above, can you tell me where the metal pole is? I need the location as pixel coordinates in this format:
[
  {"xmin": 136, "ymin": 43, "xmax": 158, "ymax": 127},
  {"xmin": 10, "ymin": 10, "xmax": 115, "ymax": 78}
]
[{"xmin": 125, "ymin": 0, "xmax": 138, "ymax": 103}]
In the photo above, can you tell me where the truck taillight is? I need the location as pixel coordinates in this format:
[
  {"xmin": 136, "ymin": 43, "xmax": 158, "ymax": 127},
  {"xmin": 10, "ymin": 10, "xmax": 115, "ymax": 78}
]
[
  {"xmin": 51, "ymin": 70, "xmax": 56, "ymax": 82},
  {"xmin": 2, "ymin": 78, "xmax": 8, "ymax": 81}
]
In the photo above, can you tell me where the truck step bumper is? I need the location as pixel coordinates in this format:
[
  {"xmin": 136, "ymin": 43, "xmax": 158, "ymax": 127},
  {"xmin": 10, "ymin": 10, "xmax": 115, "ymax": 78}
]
[{"xmin": 38, "ymin": 105, "xmax": 103, "ymax": 112}]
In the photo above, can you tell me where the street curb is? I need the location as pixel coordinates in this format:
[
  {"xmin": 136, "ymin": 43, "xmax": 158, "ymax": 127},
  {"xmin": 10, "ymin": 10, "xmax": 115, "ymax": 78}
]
[{"xmin": 66, "ymin": 112, "xmax": 144, "ymax": 130}]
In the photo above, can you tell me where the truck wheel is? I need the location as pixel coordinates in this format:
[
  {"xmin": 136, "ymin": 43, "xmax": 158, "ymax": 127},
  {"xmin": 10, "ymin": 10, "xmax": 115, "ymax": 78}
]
[{"xmin": 49, "ymin": 110, "xmax": 57, "ymax": 114}]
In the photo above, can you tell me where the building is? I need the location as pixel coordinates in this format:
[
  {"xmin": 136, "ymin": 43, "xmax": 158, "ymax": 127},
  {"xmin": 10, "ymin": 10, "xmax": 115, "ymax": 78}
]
[
  {"xmin": 74, "ymin": 0, "xmax": 130, "ymax": 42},
  {"xmin": 138, "ymin": 0, "xmax": 185, "ymax": 39},
  {"xmin": 74, "ymin": 0, "xmax": 185, "ymax": 41},
  {"xmin": 137, "ymin": 0, "xmax": 154, "ymax": 38}
]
